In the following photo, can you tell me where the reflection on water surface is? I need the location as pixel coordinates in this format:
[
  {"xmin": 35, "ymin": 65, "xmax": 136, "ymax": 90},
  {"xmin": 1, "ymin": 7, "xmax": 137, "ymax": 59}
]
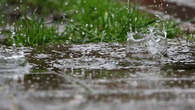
[{"xmin": 0, "ymin": 39, "xmax": 195, "ymax": 110}]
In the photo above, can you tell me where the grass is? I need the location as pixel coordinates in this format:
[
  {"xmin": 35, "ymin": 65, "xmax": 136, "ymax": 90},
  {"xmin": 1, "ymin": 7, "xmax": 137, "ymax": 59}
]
[
  {"xmin": 6, "ymin": 18, "xmax": 65, "ymax": 46},
  {"xmin": 0, "ymin": 0, "xmax": 188, "ymax": 46},
  {"xmin": 186, "ymin": 32, "xmax": 195, "ymax": 41}
]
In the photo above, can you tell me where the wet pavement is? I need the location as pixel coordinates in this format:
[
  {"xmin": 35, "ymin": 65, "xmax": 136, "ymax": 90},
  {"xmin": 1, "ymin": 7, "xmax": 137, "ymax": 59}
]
[
  {"xmin": 0, "ymin": 39, "xmax": 195, "ymax": 110},
  {"xmin": 130, "ymin": 0, "xmax": 195, "ymax": 22},
  {"xmin": 0, "ymin": 0, "xmax": 195, "ymax": 110}
]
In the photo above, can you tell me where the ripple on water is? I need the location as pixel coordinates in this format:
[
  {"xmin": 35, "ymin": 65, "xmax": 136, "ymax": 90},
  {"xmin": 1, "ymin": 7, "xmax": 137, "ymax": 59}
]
[
  {"xmin": 0, "ymin": 39, "xmax": 195, "ymax": 110},
  {"xmin": 0, "ymin": 46, "xmax": 31, "ymax": 78}
]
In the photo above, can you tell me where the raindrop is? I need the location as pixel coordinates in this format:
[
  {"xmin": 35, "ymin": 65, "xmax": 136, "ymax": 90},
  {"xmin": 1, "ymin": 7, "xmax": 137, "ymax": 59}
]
[
  {"xmin": 82, "ymin": 32, "xmax": 85, "ymax": 35},
  {"xmin": 85, "ymin": 24, "xmax": 88, "ymax": 27},
  {"xmin": 90, "ymin": 24, "xmax": 93, "ymax": 28},
  {"xmin": 64, "ymin": 2, "xmax": 68, "ymax": 6},
  {"xmin": 70, "ymin": 19, "xmax": 74, "ymax": 22}
]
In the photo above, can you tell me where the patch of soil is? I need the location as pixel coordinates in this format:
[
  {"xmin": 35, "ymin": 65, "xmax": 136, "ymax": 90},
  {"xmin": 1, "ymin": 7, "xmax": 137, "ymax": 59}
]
[{"xmin": 128, "ymin": 0, "xmax": 195, "ymax": 22}]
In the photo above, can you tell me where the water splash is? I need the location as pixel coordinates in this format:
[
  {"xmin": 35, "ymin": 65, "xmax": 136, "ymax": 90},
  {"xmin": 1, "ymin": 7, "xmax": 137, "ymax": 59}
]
[
  {"xmin": 145, "ymin": 26, "xmax": 168, "ymax": 57},
  {"xmin": 0, "ymin": 46, "xmax": 31, "ymax": 78},
  {"xmin": 127, "ymin": 26, "xmax": 168, "ymax": 58}
]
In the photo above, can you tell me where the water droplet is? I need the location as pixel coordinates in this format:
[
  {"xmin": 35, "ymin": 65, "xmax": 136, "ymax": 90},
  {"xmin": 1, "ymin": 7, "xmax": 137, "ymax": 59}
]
[
  {"xmin": 64, "ymin": 2, "xmax": 68, "ymax": 6},
  {"xmin": 85, "ymin": 24, "xmax": 88, "ymax": 27}
]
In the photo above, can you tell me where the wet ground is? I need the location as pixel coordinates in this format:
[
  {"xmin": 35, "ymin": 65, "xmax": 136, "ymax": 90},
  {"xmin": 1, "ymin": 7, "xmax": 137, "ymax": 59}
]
[
  {"xmin": 0, "ymin": 39, "xmax": 195, "ymax": 110},
  {"xmin": 0, "ymin": 0, "xmax": 195, "ymax": 110},
  {"xmin": 130, "ymin": 0, "xmax": 195, "ymax": 22}
]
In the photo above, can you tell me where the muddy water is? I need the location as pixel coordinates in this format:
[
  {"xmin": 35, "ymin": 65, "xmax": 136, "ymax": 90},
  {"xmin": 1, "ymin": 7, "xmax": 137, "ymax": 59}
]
[{"xmin": 0, "ymin": 40, "xmax": 195, "ymax": 110}]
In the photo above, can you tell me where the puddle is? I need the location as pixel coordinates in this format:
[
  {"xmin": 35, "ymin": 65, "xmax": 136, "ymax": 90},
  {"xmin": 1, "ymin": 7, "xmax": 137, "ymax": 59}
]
[
  {"xmin": 0, "ymin": 38, "xmax": 194, "ymax": 110},
  {"xmin": 0, "ymin": 46, "xmax": 31, "ymax": 79},
  {"xmin": 0, "ymin": 0, "xmax": 195, "ymax": 109}
]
